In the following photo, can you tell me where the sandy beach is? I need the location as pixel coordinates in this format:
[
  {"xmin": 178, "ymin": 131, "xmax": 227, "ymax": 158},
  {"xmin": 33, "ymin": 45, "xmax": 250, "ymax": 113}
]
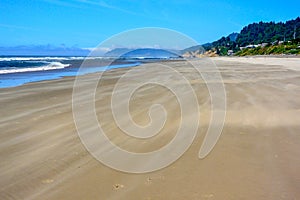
[{"xmin": 1, "ymin": 57, "xmax": 300, "ymax": 199}]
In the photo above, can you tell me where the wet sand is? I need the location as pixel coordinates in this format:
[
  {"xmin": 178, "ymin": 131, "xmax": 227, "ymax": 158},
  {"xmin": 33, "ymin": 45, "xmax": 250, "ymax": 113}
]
[{"xmin": 1, "ymin": 57, "xmax": 300, "ymax": 199}]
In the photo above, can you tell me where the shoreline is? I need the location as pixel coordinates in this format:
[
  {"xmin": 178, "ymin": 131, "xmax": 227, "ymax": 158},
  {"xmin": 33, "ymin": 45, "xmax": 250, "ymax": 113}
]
[
  {"xmin": 1, "ymin": 56, "xmax": 300, "ymax": 90},
  {"xmin": 0, "ymin": 61, "xmax": 141, "ymax": 89},
  {"xmin": 0, "ymin": 58, "xmax": 188, "ymax": 89}
]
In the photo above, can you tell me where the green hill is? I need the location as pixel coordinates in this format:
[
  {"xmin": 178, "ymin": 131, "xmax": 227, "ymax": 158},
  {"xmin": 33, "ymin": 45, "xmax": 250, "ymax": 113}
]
[
  {"xmin": 185, "ymin": 17, "xmax": 300, "ymax": 56},
  {"xmin": 237, "ymin": 17, "xmax": 300, "ymax": 46}
]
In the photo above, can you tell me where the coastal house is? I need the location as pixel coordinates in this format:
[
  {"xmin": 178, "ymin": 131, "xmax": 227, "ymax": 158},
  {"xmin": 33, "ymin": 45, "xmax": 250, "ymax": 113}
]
[
  {"xmin": 246, "ymin": 44, "xmax": 258, "ymax": 48},
  {"xmin": 272, "ymin": 40, "xmax": 279, "ymax": 45},
  {"xmin": 227, "ymin": 50, "xmax": 234, "ymax": 56}
]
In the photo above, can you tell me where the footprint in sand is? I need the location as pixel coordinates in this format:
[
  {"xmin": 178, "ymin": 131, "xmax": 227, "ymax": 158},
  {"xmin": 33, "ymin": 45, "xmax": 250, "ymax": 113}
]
[{"xmin": 113, "ymin": 184, "xmax": 124, "ymax": 190}]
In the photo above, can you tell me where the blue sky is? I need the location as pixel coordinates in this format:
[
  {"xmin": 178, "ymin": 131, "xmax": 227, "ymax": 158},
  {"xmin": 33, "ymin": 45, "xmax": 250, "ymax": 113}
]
[{"xmin": 0, "ymin": 0, "xmax": 299, "ymax": 49}]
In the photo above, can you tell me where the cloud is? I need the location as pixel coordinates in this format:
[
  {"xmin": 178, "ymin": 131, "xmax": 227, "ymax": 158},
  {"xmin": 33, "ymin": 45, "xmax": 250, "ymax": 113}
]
[
  {"xmin": 83, "ymin": 46, "xmax": 111, "ymax": 52},
  {"xmin": 40, "ymin": 0, "xmax": 176, "ymax": 23},
  {"xmin": 40, "ymin": 0, "xmax": 84, "ymax": 9},
  {"xmin": 0, "ymin": 45, "xmax": 90, "ymax": 56},
  {"xmin": 76, "ymin": 0, "xmax": 137, "ymax": 14},
  {"xmin": 0, "ymin": 23, "xmax": 38, "ymax": 31},
  {"xmin": 41, "ymin": 0, "xmax": 139, "ymax": 15}
]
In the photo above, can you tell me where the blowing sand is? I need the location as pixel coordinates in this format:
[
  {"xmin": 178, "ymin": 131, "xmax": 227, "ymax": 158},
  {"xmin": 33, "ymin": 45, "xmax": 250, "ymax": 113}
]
[{"xmin": 0, "ymin": 57, "xmax": 300, "ymax": 199}]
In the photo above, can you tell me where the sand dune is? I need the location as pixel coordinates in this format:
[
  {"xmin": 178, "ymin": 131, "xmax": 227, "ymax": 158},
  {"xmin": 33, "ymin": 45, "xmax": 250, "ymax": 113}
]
[{"xmin": 0, "ymin": 57, "xmax": 300, "ymax": 199}]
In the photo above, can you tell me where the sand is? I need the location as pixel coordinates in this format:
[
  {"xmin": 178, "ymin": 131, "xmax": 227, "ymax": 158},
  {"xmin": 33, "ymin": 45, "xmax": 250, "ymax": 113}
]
[{"xmin": 0, "ymin": 57, "xmax": 300, "ymax": 199}]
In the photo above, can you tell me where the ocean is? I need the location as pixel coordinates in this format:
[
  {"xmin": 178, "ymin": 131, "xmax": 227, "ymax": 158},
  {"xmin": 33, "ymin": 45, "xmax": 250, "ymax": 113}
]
[{"xmin": 0, "ymin": 56, "xmax": 140, "ymax": 88}]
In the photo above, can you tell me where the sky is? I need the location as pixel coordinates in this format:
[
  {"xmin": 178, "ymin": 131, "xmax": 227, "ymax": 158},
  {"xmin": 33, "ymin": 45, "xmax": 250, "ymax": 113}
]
[{"xmin": 0, "ymin": 0, "xmax": 300, "ymax": 50}]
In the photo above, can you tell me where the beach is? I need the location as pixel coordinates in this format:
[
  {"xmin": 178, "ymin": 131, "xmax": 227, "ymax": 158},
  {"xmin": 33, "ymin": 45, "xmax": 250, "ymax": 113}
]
[{"xmin": 1, "ymin": 57, "xmax": 300, "ymax": 199}]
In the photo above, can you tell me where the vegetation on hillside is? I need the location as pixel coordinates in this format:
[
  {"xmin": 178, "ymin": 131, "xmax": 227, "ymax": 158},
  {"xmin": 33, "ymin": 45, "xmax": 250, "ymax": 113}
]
[
  {"xmin": 237, "ymin": 17, "xmax": 300, "ymax": 46},
  {"xmin": 184, "ymin": 17, "xmax": 300, "ymax": 56},
  {"xmin": 235, "ymin": 40, "xmax": 300, "ymax": 56}
]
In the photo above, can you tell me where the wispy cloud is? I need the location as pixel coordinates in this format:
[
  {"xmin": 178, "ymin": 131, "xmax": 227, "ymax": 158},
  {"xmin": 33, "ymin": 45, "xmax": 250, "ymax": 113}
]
[
  {"xmin": 227, "ymin": 18, "xmax": 244, "ymax": 29},
  {"xmin": 0, "ymin": 23, "xmax": 38, "ymax": 31},
  {"xmin": 0, "ymin": 45, "xmax": 90, "ymax": 56},
  {"xmin": 41, "ymin": 0, "xmax": 139, "ymax": 15},
  {"xmin": 40, "ymin": 0, "xmax": 85, "ymax": 9},
  {"xmin": 40, "ymin": 0, "xmax": 179, "ymax": 23},
  {"xmin": 83, "ymin": 46, "xmax": 111, "ymax": 52},
  {"xmin": 75, "ymin": 0, "xmax": 139, "ymax": 15}
]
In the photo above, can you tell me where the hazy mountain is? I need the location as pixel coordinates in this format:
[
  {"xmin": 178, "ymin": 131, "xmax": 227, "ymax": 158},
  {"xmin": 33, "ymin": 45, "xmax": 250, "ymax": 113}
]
[
  {"xmin": 181, "ymin": 44, "xmax": 207, "ymax": 54},
  {"xmin": 105, "ymin": 48, "xmax": 181, "ymax": 58},
  {"xmin": 104, "ymin": 48, "xmax": 132, "ymax": 57},
  {"xmin": 121, "ymin": 48, "xmax": 180, "ymax": 58}
]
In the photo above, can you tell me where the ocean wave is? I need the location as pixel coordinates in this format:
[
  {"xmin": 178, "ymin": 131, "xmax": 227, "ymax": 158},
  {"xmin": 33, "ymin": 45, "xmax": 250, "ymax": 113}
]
[
  {"xmin": 0, "ymin": 62, "xmax": 70, "ymax": 74},
  {"xmin": 0, "ymin": 56, "xmax": 107, "ymax": 61}
]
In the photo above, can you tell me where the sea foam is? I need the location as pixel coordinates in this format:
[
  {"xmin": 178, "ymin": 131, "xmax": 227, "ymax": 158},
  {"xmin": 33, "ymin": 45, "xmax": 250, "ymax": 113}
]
[{"xmin": 0, "ymin": 62, "xmax": 70, "ymax": 74}]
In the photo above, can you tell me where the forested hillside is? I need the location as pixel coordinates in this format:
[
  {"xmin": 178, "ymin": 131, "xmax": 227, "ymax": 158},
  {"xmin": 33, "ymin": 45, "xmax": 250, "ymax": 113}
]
[
  {"xmin": 186, "ymin": 17, "xmax": 300, "ymax": 56},
  {"xmin": 237, "ymin": 17, "xmax": 300, "ymax": 46}
]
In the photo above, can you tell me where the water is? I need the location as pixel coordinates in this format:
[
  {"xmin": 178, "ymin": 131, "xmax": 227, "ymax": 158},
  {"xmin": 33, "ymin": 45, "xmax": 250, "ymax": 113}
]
[{"xmin": 0, "ymin": 56, "xmax": 140, "ymax": 88}]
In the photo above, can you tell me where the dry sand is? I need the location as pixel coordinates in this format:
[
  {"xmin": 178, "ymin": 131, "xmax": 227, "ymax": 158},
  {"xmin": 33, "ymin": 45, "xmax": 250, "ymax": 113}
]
[{"xmin": 0, "ymin": 57, "xmax": 300, "ymax": 199}]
